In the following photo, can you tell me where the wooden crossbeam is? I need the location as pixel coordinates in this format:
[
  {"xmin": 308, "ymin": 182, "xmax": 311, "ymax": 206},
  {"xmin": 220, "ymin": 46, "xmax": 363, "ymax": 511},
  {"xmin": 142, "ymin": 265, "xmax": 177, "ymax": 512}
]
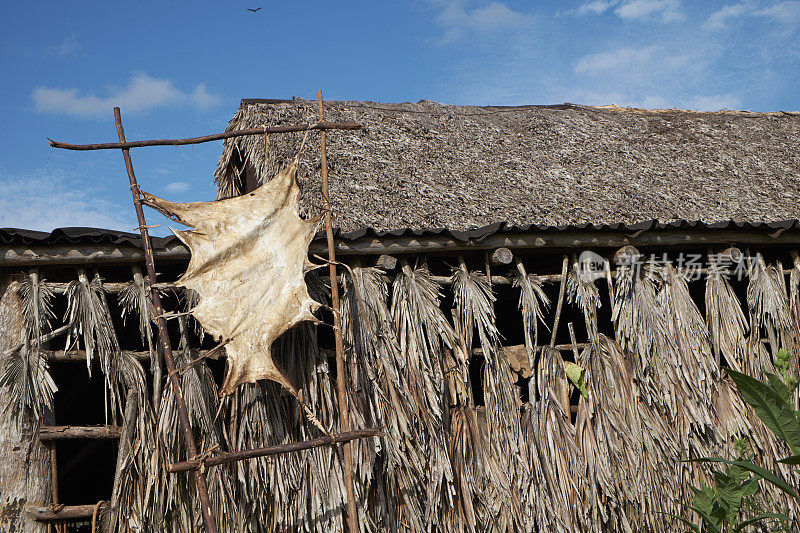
[
  {"xmin": 38, "ymin": 426, "xmax": 122, "ymax": 441},
  {"xmin": 168, "ymin": 428, "xmax": 383, "ymax": 473},
  {"xmin": 49, "ymin": 121, "xmax": 361, "ymax": 151},
  {"xmin": 28, "ymin": 503, "xmax": 105, "ymax": 522}
]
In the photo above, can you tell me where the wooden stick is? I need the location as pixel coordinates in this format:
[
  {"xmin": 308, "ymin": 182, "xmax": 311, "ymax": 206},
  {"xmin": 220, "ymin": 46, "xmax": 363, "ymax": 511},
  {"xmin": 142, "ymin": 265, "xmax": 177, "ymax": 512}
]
[
  {"xmin": 28, "ymin": 504, "xmax": 106, "ymax": 522},
  {"xmin": 49, "ymin": 442, "xmax": 60, "ymax": 533},
  {"xmin": 113, "ymin": 107, "xmax": 217, "ymax": 533},
  {"xmin": 567, "ymin": 322, "xmax": 581, "ymax": 362},
  {"xmin": 550, "ymin": 255, "xmax": 570, "ymax": 347},
  {"xmin": 318, "ymin": 90, "xmax": 359, "ymax": 533},
  {"xmin": 168, "ymin": 428, "xmax": 383, "ymax": 473},
  {"xmin": 38, "ymin": 425, "xmax": 123, "ymax": 441},
  {"xmin": 49, "ymin": 121, "xmax": 361, "ymax": 151},
  {"xmin": 43, "ymin": 348, "xmax": 206, "ymax": 363},
  {"xmin": 515, "ymin": 258, "xmax": 538, "ymax": 402},
  {"xmin": 604, "ymin": 259, "xmax": 615, "ymax": 308}
]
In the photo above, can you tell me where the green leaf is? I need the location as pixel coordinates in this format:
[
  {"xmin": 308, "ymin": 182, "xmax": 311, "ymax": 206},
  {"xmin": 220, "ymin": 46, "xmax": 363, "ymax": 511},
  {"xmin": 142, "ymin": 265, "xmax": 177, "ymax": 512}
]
[
  {"xmin": 766, "ymin": 372, "xmax": 793, "ymax": 404},
  {"xmin": 690, "ymin": 458, "xmax": 800, "ymax": 504},
  {"xmin": 740, "ymin": 477, "xmax": 759, "ymax": 499},
  {"xmin": 564, "ymin": 361, "xmax": 589, "ymax": 399},
  {"xmin": 691, "ymin": 505, "xmax": 723, "ymax": 533},
  {"xmin": 778, "ymin": 454, "xmax": 800, "ymax": 465},
  {"xmin": 726, "ymin": 368, "xmax": 800, "ymax": 454},
  {"xmin": 691, "ymin": 483, "xmax": 717, "ymax": 518},
  {"xmin": 732, "ymin": 512, "xmax": 790, "ymax": 533},
  {"xmin": 713, "ymin": 471, "xmax": 746, "ymax": 525}
]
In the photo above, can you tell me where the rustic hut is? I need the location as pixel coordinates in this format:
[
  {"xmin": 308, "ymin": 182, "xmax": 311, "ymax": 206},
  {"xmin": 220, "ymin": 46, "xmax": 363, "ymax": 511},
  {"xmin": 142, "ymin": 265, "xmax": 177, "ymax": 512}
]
[{"xmin": 1, "ymin": 98, "xmax": 800, "ymax": 532}]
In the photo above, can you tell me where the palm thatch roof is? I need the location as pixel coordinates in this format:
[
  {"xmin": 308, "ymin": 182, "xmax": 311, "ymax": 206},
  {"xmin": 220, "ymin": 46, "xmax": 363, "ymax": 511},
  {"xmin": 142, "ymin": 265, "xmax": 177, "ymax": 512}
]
[{"xmin": 215, "ymin": 99, "xmax": 800, "ymax": 232}]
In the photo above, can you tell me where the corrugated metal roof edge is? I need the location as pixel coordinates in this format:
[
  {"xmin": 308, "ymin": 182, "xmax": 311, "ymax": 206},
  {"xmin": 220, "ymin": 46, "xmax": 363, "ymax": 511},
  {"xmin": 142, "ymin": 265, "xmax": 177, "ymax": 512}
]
[{"xmin": 2, "ymin": 219, "xmax": 799, "ymax": 248}]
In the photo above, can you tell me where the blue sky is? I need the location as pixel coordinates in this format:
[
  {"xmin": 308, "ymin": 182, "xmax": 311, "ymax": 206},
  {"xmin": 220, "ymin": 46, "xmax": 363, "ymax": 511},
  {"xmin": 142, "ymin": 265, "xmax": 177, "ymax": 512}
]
[{"xmin": 1, "ymin": 0, "xmax": 798, "ymax": 234}]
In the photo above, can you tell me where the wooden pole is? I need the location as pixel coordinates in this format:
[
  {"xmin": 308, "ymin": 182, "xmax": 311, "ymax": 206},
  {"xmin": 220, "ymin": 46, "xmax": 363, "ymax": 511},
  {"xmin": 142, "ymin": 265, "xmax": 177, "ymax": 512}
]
[
  {"xmin": 318, "ymin": 90, "xmax": 359, "ymax": 533},
  {"xmin": 168, "ymin": 428, "xmax": 382, "ymax": 473},
  {"xmin": 38, "ymin": 426, "xmax": 123, "ymax": 440},
  {"xmin": 113, "ymin": 107, "xmax": 218, "ymax": 533},
  {"xmin": 49, "ymin": 121, "xmax": 361, "ymax": 150},
  {"xmin": 49, "ymin": 443, "xmax": 60, "ymax": 533},
  {"xmin": 550, "ymin": 255, "xmax": 570, "ymax": 347},
  {"xmin": 28, "ymin": 504, "xmax": 106, "ymax": 523}
]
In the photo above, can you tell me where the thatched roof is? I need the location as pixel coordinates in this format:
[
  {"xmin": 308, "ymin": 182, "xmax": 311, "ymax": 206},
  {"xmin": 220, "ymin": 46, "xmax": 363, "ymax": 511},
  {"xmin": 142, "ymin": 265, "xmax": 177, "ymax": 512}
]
[{"xmin": 214, "ymin": 99, "xmax": 800, "ymax": 233}]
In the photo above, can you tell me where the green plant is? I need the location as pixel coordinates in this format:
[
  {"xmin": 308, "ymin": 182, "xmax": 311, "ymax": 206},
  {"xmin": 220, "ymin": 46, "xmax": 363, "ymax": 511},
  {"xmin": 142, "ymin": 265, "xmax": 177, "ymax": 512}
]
[{"xmin": 674, "ymin": 349, "xmax": 800, "ymax": 531}]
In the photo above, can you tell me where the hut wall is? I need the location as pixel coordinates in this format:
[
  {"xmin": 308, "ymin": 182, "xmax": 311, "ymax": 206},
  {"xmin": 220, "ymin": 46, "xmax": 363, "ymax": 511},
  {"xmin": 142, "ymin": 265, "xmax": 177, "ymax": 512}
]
[
  {"xmin": 0, "ymin": 236, "xmax": 799, "ymax": 531},
  {"xmin": 0, "ymin": 271, "xmax": 51, "ymax": 533}
]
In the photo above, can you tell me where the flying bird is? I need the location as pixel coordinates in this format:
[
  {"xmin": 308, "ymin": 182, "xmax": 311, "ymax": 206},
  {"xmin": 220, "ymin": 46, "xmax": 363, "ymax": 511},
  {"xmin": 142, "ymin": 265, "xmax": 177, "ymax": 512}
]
[{"xmin": 247, "ymin": 7, "xmax": 261, "ymax": 12}]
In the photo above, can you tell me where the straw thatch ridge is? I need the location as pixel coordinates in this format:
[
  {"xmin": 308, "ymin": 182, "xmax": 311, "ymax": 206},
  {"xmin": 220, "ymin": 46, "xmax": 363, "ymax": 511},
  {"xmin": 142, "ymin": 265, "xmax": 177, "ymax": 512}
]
[{"xmin": 215, "ymin": 99, "xmax": 800, "ymax": 232}]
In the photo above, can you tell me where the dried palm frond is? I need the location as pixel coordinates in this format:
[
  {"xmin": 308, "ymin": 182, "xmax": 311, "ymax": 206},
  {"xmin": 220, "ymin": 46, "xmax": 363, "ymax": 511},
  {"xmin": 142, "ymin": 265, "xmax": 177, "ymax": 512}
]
[
  {"xmin": 705, "ymin": 256, "xmax": 748, "ymax": 372},
  {"xmin": 448, "ymin": 403, "xmax": 485, "ymax": 532},
  {"xmin": 791, "ymin": 256, "xmax": 800, "ymax": 376},
  {"xmin": 105, "ymin": 389, "xmax": 157, "ymax": 533},
  {"xmin": 528, "ymin": 345, "xmax": 585, "ymax": 532},
  {"xmin": 119, "ymin": 266, "xmax": 162, "ymax": 407},
  {"xmin": 180, "ymin": 287, "xmax": 205, "ymax": 342},
  {"xmin": 442, "ymin": 306, "xmax": 485, "ymax": 532},
  {"xmin": 64, "ymin": 269, "xmax": 118, "ymax": 375},
  {"xmin": 284, "ymin": 325, "xmax": 347, "ymax": 533},
  {"xmin": 64, "ymin": 269, "xmax": 141, "ymax": 423},
  {"xmin": 118, "ymin": 268, "xmax": 156, "ymax": 348},
  {"xmin": 0, "ymin": 270, "xmax": 57, "ymax": 422},
  {"xmin": 234, "ymin": 379, "xmax": 297, "ymax": 531},
  {"xmin": 150, "ymin": 315, "xmax": 236, "ymax": 532},
  {"xmin": 583, "ymin": 335, "xmax": 687, "ymax": 532},
  {"xmin": 0, "ymin": 345, "xmax": 57, "ymax": 424},
  {"xmin": 20, "ymin": 270, "xmax": 56, "ymax": 348},
  {"xmin": 575, "ymin": 338, "xmax": 629, "ymax": 532},
  {"xmin": 391, "ymin": 260, "xmax": 456, "ymax": 528},
  {"xmin": 747, "ymin": 255, "xmax": 792, "ymax": 365},
  {"xmin": 514, "ymin": 259, "xmax": 550, "ymax": 399},
  {"xmin": 611, "ymin": 251, "xmax": 677, "ymax": 411},
  {"xmin": 567, "ymin": 260, "xmax": 600, "ymax": 348},
  {"xmin": 229, "ymin": 320, "xmax": 346, "ymax": 533},
  {"xmin": 340, "ymin": 266, "xmax": 425, "ymax": 532},
  {"xmin": 451, "ymin": 259, "xmax": 525, "ymax": 530},
  {"xmin": 308, "ymin": 269, "xmax": 380, "ymax": 530},
  {"xmin": 611, "ymin": 253, "xmax": 723, "ymax": 528},
  {"xmin": 659, "ymin": 263, "xmax": 716, "ymax": 435}
]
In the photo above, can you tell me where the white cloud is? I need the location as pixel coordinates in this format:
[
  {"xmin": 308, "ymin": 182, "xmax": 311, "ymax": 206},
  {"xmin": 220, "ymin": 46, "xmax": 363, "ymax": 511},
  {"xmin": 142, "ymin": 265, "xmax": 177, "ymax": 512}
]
[
  {"xmin": 0, "ymin": 170, "xmax": 133, "ymax": 232},
  {"xmin": 756, "ymin": 1, "xmax": 800, "ymax": 27},
  {"xmin": 686, "ymin": 94, "xmax": 743, "ymax": 110},
  {"xmin": 704, "ymin": 1, "xmax": 800, "ymax": 30},
  {"xmin": 615, "ymin": 0, "xmax": 684, "ymax": 22},
  {"xmin": 565, "ymin": 44, "xmax": 738, "ymax": 110},
  {"xmin": 565, "ymin": 0, "xmax": 683, "ymax": 21},
  {"xmin": 704, "ymin": 3, "xmax": 751, "ymax": 30},
  {"xmin": 164, "ymin": 181, "xmax": 191, "ymax": 194},
  {"xmin": 32, "ymin": 72, "xmax": 221, "ymax": 119},
  {"xmin": 432, "ymin": 1, "xmax": 533, "ymax": 41},
  {"xmin": 48, "ymin": 35, "xmax": 81, "ymax": 57},
  {"xmin": 574, "ymin": 46, "xmax": 660, "ymax": 75},
  {"xmin": 574, "ymin": 1, "xmax": 618, "ymax": 15}
]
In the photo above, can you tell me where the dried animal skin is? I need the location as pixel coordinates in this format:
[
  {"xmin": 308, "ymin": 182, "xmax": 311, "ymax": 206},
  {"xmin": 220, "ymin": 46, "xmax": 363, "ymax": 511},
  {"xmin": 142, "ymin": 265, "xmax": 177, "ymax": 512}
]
[{"xmin": 142, "ymin": 161, "xmax": 320, "ymax": 395}]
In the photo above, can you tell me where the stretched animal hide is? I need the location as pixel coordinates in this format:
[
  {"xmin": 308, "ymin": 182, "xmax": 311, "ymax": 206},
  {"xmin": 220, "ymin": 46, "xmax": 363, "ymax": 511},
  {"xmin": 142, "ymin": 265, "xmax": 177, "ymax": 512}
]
[{"xmin": 142, "ymin": 161, "xmax": 320, "ymax": 395}]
